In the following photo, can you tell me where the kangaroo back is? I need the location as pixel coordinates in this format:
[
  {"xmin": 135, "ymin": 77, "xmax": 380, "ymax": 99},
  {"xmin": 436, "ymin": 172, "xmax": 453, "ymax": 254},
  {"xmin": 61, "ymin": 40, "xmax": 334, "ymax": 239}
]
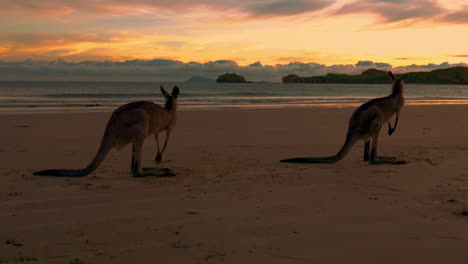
[{"xmin": 33, "ymin": 130, "xmax": 113, "ymax": 177}]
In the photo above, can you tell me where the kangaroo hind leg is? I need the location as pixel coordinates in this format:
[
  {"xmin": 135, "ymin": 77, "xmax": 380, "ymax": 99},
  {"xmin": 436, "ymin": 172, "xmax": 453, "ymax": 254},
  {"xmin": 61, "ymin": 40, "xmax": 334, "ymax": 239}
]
[
  {"xmin": 369, "ymin": 133, "xmax": 405, "ymax": 165},
  {"xmin": 131, "ymin": 140, "xmax": 175, "ymax": 177},
  {"xmin": 364, "ymin": 139, "xmax": 397, "ymax": 161},
  {"xmin": 363, "ymin": 140, "xmax": 370, "ymax": 161}
]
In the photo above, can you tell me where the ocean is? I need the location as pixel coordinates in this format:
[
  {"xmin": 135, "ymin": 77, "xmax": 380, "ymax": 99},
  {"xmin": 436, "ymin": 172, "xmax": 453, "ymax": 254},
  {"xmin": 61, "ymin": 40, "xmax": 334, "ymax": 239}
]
[{"xmin": 1, "ymin": 81, "xmax": 468, "ymax": 114}]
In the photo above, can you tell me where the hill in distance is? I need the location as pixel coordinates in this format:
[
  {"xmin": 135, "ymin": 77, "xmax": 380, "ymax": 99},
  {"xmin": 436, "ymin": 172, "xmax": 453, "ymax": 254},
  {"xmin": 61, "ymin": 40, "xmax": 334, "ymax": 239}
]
[{"xmin": 283, "ymin": 66, "xmax": 468, "ymax": 84}]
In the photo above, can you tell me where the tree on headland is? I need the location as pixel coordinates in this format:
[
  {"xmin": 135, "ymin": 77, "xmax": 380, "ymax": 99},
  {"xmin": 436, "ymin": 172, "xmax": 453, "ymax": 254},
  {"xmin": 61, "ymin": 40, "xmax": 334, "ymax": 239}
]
[{"xmin": 216, "ymin": 73, "xmax": 247, "ymax": 83}]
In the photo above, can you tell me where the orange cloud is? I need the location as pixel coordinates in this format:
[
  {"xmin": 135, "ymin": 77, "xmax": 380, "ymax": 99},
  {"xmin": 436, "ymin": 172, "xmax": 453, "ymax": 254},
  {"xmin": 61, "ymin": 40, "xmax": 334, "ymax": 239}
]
[
  {"xmin": 0, "ymin": 31, "xmax": 139, "ymax": 51},
  {"xmin": 0, "ymin": 31, "xmax": 144, "ymax": 62}
]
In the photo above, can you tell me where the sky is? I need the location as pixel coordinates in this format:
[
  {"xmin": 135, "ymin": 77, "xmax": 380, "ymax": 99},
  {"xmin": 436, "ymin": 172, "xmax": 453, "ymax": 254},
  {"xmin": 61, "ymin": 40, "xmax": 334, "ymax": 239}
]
[{"xmin": 0, "ymin": 0, "xmax": 467, "ymax": 81}]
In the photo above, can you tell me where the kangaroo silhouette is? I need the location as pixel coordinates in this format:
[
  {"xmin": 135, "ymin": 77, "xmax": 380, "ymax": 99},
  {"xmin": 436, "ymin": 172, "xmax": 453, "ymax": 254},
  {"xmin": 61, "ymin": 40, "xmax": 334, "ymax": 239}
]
[
  {"xmin": 34, "ymin": 86, "xmax": 180, "ymax": 177},
  {"xmin": 281, "ymin": 71, "xmax": 407, "ymax": 164}
]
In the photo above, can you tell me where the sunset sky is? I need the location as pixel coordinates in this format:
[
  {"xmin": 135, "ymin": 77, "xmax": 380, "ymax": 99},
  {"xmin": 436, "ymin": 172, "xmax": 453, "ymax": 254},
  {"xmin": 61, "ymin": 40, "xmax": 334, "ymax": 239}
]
[{"xmin": 0, "ymin": 0, "xmax": 467, "ymax": 67}]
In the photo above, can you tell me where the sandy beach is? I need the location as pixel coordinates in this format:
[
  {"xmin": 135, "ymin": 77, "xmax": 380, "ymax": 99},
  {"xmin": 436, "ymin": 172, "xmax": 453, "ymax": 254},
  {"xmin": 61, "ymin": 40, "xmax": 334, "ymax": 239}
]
[{"xmin": 1, "ymin": 105, "xmax": 468, "ymax": 263}]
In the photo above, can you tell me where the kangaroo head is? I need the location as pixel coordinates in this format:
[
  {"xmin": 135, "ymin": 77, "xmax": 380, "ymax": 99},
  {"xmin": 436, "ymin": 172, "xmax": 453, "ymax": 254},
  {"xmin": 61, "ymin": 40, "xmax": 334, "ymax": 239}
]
[
  {"xmin": 388, "ymin": 71, "xmax": 408, "ymax": 94},
  {"xmin": 160, "ymin": 85, "xmax": 180, "ymax": 110}
]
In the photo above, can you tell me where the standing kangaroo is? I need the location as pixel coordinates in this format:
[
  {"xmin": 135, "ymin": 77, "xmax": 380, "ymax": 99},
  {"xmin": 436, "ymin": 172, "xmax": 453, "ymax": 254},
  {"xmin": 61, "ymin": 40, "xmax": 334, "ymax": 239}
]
[
  {"xmin": 34, "ymin": 86, "xmax": 180, "ymax": 177},
  {"xmin": 281, "ymin": 71, "xmax": 408, "ymax": 165}
]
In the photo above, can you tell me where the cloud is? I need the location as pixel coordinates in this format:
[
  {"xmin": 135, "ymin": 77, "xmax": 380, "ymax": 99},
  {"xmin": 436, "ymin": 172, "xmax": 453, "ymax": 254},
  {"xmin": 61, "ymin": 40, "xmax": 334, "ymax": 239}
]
[
  {"xmin": 440, "ymin": 7, "xmax": 468, "ymax": 23},
  {"xmin": 46, "ymin": 49, "xmax": 71, "ymax": 55},
  {"xmin": 333, "ymin": 0, "xmax": 452, "ymax": 24},
  {"xmin": 247, "ymin": 0, "xmax": 334, "ymax": 17},
  {"xmin": 0, "ymin": 0, "xmax": 467, "ymax": 29},
  {"xmin": 452, "ymin": 55, "xmax": 468, "ymax": 58},
  {"xmin": 0, "ymin": 0, "xmax": 334, "ymax": 19},
  {"xmin": 0, "ymin": 59, "xmax": 465, "ymax": 82},
  {"xmin": 249, "ymin": 61, "xmax": 263, "ymax": 67},
  {"xmin": 0, "ymin": 32, "xmax": 142, "ymax": 62},
  {"xmin": 211, "ymin": 60, "xmax": 238, "ymax": 65},
  {"xmin": 0, "ymin": 1, "xmax": 115, "ymax": 20},
  {"xmin": 355, "ymin": 60, "xmax": 391, "ymax": 67},
  {"xmin": 0, "ymin": 31, "xmax": 128, "ymax": 50},
  {"xmin": 156, "ymin": 41, "xmax": 186, "ymax": 48},
  {"xmin": 1, "ymin": 0, "xmax": 466, "ymax": 26}
]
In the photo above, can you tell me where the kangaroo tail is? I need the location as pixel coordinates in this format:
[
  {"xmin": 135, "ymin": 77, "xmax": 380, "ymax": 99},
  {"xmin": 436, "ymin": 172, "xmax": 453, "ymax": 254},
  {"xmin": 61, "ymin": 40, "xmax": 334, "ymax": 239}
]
[
  {"xmin": 280, "ymin": 131, "xmax": 358, "ymax": 163},
  {"xmin": 280, "ymin": 156, "xmax": 338, "ymax": 163},
  {"xmin": 34, "ymin": 136, "xmax": 113, "ymax": 177}
]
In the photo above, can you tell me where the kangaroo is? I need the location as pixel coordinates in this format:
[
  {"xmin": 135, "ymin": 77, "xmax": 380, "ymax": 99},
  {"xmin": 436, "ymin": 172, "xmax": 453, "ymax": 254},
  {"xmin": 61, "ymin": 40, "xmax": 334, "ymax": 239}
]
[
  {"xmin": 281, "ymin": 71, "xmax": 408, "ymax": 165},
  {"xmin": 34, "ymin": 86, "xmax": 180, "ymax": 177}
]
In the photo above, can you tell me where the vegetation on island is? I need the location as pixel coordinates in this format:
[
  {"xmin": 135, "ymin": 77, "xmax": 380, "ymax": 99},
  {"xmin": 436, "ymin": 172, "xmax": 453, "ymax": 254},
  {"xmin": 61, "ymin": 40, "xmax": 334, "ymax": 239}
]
[
  {"xmin": 283, "ymin": 66, "xmax": 468, "ymax": 84},
  {"xmin": 216, "ymin": 73, "xmax": 247, "ymax": 83}
]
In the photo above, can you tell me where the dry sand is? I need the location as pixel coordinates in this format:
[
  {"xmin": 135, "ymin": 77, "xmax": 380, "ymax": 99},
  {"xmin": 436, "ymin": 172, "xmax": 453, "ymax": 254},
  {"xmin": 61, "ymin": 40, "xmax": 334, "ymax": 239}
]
[{"xmin": 1, "ymin": 105, "xmax": 468, "ymax": 263}]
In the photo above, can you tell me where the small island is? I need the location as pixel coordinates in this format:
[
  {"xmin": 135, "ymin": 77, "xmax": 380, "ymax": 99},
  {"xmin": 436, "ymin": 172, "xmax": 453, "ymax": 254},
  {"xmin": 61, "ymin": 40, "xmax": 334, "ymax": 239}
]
[
  {"xmin": 216, "ymin": 73, "xmax": 247, "ymax": 83},
  {"xmin": 283, "ymin": 66, "xmax": 468, "ymax": 84}
]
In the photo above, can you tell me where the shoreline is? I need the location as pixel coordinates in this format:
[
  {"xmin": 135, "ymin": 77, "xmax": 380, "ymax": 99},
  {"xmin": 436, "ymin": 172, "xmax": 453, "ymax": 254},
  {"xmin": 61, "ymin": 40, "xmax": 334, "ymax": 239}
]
[
  {"xmin": 1, "ymin": 79, "xmax": 468, "ymax": 85},
  {"xmin": 4, "ymin": 101, "xmax": 468, "ymax": 115}
]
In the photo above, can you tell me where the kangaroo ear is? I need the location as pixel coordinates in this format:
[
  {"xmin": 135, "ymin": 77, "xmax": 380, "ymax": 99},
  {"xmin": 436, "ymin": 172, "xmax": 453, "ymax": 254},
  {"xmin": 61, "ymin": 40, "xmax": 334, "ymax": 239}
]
[
  {"xmin": 388, "ymin": 71, "xmax": 395, "ymax": 80},
  {"xmin": 400, "ymin": 73, "xmax": 409, "ymax": 81},
  {"xmin": 172, "ymin": 86, "xmax": 180, "ymax": 98},
  {"xmin": 160, "ymin": 85, "xmax": 169, "ymax": 97}
]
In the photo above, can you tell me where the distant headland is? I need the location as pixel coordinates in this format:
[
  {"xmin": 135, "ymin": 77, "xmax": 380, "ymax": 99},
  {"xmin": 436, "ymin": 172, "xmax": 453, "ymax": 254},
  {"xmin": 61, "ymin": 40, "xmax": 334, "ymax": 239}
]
[{"xmin": 283, "ymin": 66, "xmax": 468, "ymax": 84}]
